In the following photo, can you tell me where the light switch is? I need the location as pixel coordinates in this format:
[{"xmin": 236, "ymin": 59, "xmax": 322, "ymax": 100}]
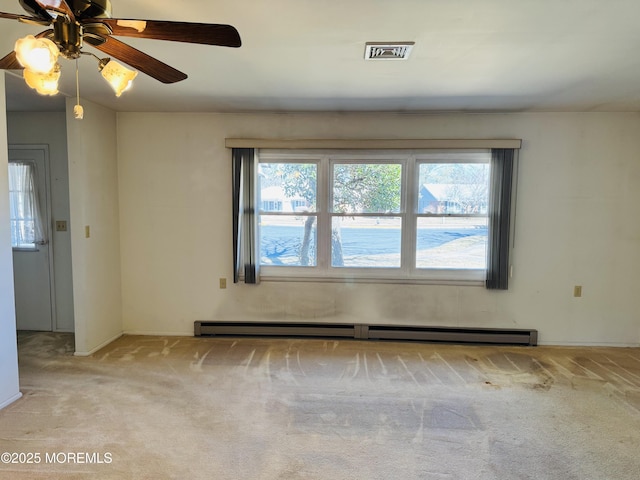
[{"xmin": 85, "ymin": 225, "xmax": 91, "ymax": 238}]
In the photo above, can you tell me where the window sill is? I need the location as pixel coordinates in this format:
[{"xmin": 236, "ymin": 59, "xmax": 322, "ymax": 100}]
[{"xmin": 256, "ymin": 274, "xmax": 485, "ymax": 287}]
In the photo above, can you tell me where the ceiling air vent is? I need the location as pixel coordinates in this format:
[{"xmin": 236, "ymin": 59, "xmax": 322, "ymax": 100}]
[{"xmin": 365, "ymin": 42, "xmax": 415, "ymax": 60}]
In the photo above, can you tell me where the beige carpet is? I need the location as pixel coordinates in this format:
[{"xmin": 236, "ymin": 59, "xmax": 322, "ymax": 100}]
[{"xmin": 1, "ymin": 332, "xmax": 640, "ymax": 479}]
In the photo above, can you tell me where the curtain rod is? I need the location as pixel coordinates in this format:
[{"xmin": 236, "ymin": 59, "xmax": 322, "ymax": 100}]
[{"xmin": 225, "ymin": 138, "xmax": 522, "ymax": 149}]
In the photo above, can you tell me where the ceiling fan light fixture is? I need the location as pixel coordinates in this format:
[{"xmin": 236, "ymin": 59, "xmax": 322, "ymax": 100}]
[
  {"xmin": 99, "ymin": 58, "xmax": 138, "ymax": 97},
  {"xmin": 14, "ymin": 35, "xmax": 59, "ymax": 73},
  {"xmin": 23, "ymin": 63, "xmax": 61, "ymax": 96}
]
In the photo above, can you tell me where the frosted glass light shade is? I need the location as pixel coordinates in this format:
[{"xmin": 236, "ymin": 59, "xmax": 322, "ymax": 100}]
[
  {"xmin": 15, "ymin": 35, "xmax": 59, "ymax": 74},
  {"xmin": 100, "ymin": 60, "xmax": 137, "ymax": 97},
  {"xmin": 23, "ymin": 64, "xmax": 61, "ymax": 96}
]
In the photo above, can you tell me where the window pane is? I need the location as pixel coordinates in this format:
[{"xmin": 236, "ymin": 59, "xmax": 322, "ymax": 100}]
[
  {"xmin": 418, "ymin": 163, "xmax": 489, "ymax": 214},
  {"xmin": 10, "ymin": 221, "xmax": 35, "ymax": 249},
  {"xmin": 331, "ymin": 217, "xmax": 401, "ymax": 268},
  {"xmin": 260, "ymin": 215, "xmax": 317, "ymax": 266},
  {"xmin": 416, "ymin": 217, "xmax": 488, "ymax": 269},
  {"xmin": 333, "ymin": 163, "xmax": 402, "ymax": 213},
  {"xmin": 259, "ymin": 163, "xmax": 316, "ymax": 213},
  {"xmin": 8, "ymin": 163, "xmax": 38, "ymax": 249}
]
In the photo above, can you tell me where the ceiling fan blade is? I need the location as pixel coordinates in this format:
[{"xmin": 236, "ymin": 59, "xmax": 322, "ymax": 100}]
[
  {"xmin": 0, "ymin": 7, "xmax": 51, "ymax": 31},
  {"xmin": 88, "ymin": 19, "xmax": 241, "ymax": 47},
  {"xmin": 0, "ymin": 12, "xmax": 32, "ymax": 20},
  {"xmin": 0, "ymin": 51, "xmax": 23, "ymax": 70},
  {"xmin": 33, "ymin": 0, "xmax": 74, "ymax": 21},
  {"xmin": 86, "ymin": 36, "xmax": 188, "ymax": 84},
  {"xmin": 17, "ymin": 0, "xmax": 53, "ymax": 21}
]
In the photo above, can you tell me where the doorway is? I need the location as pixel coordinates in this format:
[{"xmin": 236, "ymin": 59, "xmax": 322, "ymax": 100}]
[{"xmin": 8, "ymin": 146, "xmax": 55, "ymax": 331}]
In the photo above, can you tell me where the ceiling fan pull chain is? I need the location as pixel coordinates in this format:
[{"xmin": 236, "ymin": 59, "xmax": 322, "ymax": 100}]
[{"xmin": 74, "ymin": 58, "xmax": 83, "ymax": 120}]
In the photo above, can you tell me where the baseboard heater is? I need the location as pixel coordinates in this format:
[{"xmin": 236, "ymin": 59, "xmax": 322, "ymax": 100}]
[{"xmin": 194, "ymin": 321, "xmax": 537, "ymax": 346}]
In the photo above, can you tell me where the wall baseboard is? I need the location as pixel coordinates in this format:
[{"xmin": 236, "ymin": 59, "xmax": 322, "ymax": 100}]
[
  {"xmin": 194, "ymin": 321, "xmax": 538, "ymax": 346},
  {"xmin": 123, "ymin": 330, "xmax": 194, "ymax": 337},
  {"xmin": 0, "ymin": 392, "xmax": 23, "ymax": 411},
  {"xmin": 74, "ymin": 331, "xmax": 123, "ymax": 357},
  {"xmin": 538, "ymin": 340, "xmax": 640, "ymax": 348}
]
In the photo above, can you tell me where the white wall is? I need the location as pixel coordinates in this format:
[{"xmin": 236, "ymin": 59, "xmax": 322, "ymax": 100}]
[
  {"xmin": 7, "ymin": 112, "xmax": 74, "ymax": 332},
  {"xmin": 66, "ymin": 97, "xmax": 122, "ymax": 355},
  {"xmin": 0, "ymin": 75, "xmax": 21, "ymax": 409},
  {"xmin": 117, "ymin": 111, "xmax": 640, "ymax": 346}
]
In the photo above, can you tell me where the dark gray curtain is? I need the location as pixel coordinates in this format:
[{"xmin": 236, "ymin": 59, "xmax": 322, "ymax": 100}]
[
  {"xmin": 232, "ymin": 148, "xmax": 259, "ymax": 284},
  {"xmin": 486, "ymin": 148, "xmax": 515, "ymax": 290}
]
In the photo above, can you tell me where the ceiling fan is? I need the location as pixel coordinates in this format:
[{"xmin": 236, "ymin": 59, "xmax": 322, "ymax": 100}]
[{"xmin": 0, "ymin": 0, "xmax": 241, "ymax": 97}]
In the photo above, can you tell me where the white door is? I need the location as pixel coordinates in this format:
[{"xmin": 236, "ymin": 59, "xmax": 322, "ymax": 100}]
[{"xmin": 8, "ymin": 147, "xmax": 54, "ymax": 331}]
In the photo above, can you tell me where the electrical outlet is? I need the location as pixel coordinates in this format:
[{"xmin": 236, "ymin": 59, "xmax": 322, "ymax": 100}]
[
  {"xmin": 219, "ymin": 278, "xmax": 227, "ymax": 289},
  {"xmin": 573, "ymin": 285, "xmax": 582, "ymax": 297},
  {"xmin": 55, "ymin": 220, "xmax": 68, "ymax": 232}
]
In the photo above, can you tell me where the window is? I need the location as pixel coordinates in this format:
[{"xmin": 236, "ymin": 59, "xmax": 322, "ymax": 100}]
[
  {"xmin": 259, "ymin": 162, "xmax": 318, "ymax": 267},
  {"xmin": 256, "ymin": 150, "xmax": 492, "ymax": 283},
  {"xmin": 8, "ymin": 162, "xmax": 45, "ymax": 250},
  {"xmin": 416, "ymin": 161, "xmax": 489, "ymax": 271}
]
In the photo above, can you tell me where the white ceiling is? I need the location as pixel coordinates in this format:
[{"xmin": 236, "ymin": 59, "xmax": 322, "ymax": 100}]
[{"xmin": 3, "ymin": 0, "xmax": 640, "ymax": 113}]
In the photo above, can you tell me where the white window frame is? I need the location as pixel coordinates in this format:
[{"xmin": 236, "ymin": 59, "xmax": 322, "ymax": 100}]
[{"xmin": 258, "ymin": 149, "xmax": 491, "ymax": 285}]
